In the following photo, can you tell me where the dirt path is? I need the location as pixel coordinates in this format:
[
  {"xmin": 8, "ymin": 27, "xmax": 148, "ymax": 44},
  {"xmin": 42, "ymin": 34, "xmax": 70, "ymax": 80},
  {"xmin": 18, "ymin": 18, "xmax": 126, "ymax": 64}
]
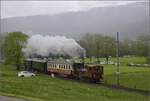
[{"xmin": 0, "ymin": 96, "xmax": 27, "ymax": 101}]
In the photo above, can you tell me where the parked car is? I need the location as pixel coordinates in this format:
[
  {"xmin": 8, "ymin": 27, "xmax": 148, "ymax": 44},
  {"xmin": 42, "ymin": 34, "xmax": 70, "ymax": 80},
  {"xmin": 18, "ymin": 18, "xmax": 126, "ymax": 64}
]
[{"xmin": 18, "ymin": 71, "xmax": 35, "ymax": 77}]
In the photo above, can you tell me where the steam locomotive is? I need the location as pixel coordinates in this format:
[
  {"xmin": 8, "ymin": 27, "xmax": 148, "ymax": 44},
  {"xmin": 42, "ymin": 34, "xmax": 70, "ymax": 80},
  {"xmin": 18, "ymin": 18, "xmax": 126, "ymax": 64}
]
[{"xmin": 24, "ymin": 59, "xmax": 104, "ymax": 82}]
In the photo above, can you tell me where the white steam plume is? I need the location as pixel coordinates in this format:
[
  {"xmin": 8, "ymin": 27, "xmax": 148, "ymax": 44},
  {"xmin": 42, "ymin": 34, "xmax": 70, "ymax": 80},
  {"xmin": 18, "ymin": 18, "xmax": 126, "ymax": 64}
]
[{"xmin": 23, "ymin": 34, "xmax": 84, "ymax": 57}]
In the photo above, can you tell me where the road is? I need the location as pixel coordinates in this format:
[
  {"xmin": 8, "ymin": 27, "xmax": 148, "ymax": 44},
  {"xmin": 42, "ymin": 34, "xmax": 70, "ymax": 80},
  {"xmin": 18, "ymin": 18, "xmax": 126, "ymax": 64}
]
[{"xmin": 0, "ymin": 96, "xmax": 27, "ymax": 101}]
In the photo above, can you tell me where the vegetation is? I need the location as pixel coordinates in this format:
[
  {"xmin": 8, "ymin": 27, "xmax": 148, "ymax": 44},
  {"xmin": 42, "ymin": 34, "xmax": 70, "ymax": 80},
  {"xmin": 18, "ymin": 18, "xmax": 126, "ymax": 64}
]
[
  {"xmin": 1, "ymin": 32, "xmax": 28, "ymax": 70},
  {"xmin": 30, "ymin": 53, "xmax": 71, "ymax": 59},
  {"xmin": 79, "ymin": 33, "xmax": 150, "ymax": 64},
  {"xmin": 79, "ymin": 33, "xmax": 115, "ymax": 63},
  {"xmin": 136, "ymin": 35, "xmax": 150, "ymax": 64},
  {"xmin": 0, "ymin": 62, "xmax": 149, "ymax": 101},
  {"xmin": 0, "ymin": 31, "xmax": 149, "ymax": 100},
  {"xmin": 0, "ymin": 57, "xmax": 149, "ymax": 101},
  {"xmin": 78, "ymin": 57, "xmax": 150, "ymax": 90},
  {"xmin": 104, "ymin": 65, "xmax": 149, "ymax": 90},
  {"xmin": 103, "ymin": 57, "xmax": 150, "ymax": 90}
]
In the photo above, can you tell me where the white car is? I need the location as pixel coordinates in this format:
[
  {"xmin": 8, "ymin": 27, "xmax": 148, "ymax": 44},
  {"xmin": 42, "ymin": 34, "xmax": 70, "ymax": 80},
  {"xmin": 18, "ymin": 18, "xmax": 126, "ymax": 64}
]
[{"xmin": 18, "ymin": 71, "xmax": 35, "ymax": 77}]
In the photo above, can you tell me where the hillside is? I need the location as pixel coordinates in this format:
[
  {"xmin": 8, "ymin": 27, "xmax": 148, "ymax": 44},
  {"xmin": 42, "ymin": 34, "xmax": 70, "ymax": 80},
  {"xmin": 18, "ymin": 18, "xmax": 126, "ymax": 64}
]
[{"xmin": 1, "ymin": 2, "xmax": 149, "ymax": 39}]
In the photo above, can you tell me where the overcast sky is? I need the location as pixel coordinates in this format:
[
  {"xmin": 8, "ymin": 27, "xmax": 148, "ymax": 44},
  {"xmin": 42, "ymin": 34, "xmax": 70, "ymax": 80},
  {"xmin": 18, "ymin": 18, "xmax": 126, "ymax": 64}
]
[{"xmin": 1, "ymin": 1, "xmax": 146, "ymax": 19}]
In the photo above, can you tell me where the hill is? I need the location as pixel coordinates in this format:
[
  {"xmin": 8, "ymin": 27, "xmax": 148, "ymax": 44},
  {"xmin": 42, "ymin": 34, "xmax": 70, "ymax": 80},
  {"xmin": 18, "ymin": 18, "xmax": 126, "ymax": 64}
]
[{"xmin": 1, "ymin": 2, "xmax": 149, "ymax": 39}]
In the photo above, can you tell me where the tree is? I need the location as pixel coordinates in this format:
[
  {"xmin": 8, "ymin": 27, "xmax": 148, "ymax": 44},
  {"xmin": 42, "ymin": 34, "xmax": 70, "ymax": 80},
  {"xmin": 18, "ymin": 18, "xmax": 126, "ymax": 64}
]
[
  {"xmin": 79, "ymin": 33, "xmax": 95, "ymax": 62},
  {"xmin": 0, "ymin": 33, "xmax": 5, "ymax": 60},
  {"xmin": 136, "ymin": 35, "xmax": 150, "ymax": 64},
  {"xmin": 79, "ymin": 33, "xmax": 116, "ymax": 63},
  {"xmin": 2, "ymin": 32, "xmax": 28, "ymax": 70},
  {"xmin": 0, "ymin": 33, "xmax": 5, "ymax": 49},
  {"xmin": 119, "ymin": 38, "xmax": 137, "ymax": 56},
  {"xmin": 101, "ymin": 35, "xmax": 115, "ymax": 63}
]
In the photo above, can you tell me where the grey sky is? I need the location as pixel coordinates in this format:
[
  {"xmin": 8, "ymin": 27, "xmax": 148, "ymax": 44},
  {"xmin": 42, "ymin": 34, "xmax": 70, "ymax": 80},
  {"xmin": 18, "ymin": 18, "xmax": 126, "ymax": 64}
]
[{"xmin": 1, "ymin": 1, "xmax": 145, "ymax": 19}]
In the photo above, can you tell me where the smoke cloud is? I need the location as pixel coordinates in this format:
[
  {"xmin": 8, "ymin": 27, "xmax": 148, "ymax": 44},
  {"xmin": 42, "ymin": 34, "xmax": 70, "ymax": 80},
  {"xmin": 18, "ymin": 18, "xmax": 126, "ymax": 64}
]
[{"xmin": 23, "ymin": 34, "xmax": 84, "ymax": 57}]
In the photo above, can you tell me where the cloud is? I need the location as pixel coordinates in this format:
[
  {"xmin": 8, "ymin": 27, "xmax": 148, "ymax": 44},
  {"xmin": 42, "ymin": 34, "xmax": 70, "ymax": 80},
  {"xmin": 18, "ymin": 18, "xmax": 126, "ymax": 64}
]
[{"xmin": 1, "ymin": 1, "xmax": 143, "ymax": 19}]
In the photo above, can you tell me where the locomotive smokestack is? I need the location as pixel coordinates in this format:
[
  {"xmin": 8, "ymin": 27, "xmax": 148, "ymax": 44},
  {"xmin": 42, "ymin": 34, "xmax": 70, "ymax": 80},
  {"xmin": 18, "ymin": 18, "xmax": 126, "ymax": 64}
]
[{"xmin": 81, "ymin": 49, "xmax": 86, "ymax": 66}]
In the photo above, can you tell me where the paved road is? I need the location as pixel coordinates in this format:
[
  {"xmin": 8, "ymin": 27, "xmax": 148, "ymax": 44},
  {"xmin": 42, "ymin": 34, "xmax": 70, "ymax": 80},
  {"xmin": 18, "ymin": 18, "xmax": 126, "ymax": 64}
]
[{"xmin": 0, "ymin": 96, "xmax": 27, "ymax": 101}]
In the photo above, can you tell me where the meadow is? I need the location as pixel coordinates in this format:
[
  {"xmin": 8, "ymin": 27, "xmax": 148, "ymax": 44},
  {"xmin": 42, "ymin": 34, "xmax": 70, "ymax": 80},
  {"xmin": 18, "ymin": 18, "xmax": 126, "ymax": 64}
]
[
  {"xmin": 0, "ymin": 57, "xmax": 149, "ymax": 101},
  {"xmin": 84, "ymin": 56, "xmax": 150, "ymax": 90},
  {"xmin": 104, "ymin": 65, "xmax": 149, "ymax": 90}
]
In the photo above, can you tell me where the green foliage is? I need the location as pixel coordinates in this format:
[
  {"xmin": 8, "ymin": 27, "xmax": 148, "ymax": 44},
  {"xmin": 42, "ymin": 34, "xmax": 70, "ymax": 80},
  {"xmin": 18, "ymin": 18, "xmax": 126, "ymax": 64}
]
[
  {"xmin": 119, "ymin": 38, "xmax": 136, "ymax": 56},
  {"xmin": 0, "ymin": 33, "xmax": 5, "ymax": 56},
  {"xmin": 136, "ymin": 35, "xmax": 150, "ymax": 64},
  {"xmin": 2, "ymin": 32, "xmax": 28, "ymax": 70},
  {"xmin": 0, "ymin": 63, "xmax": 149, "ymax": 101},
  {"xmin": 79, "ymin": 33, "xmax": 150, "ymax": 64},
  {"xmin": 79, "ymin": 33, "xmax": 115, "ymax": 60},
  {"xmin": 77, "ymin": 56, "xmax": 150, "ymax": 90}
]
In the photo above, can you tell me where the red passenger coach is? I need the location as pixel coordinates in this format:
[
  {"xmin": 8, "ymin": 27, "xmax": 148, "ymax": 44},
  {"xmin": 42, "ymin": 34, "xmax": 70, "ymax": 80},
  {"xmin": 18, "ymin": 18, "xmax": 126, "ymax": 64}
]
[{"xmin": 47, "ymin": 61, "xmax": 73, "ymax": 76}]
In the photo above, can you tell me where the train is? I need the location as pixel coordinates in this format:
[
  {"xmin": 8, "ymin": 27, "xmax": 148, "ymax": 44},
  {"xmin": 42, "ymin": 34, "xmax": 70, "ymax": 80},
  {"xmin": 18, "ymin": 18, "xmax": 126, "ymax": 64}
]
[{"xmin": 24, "ymin": 59, "xmax": 104, "ymax": 82}]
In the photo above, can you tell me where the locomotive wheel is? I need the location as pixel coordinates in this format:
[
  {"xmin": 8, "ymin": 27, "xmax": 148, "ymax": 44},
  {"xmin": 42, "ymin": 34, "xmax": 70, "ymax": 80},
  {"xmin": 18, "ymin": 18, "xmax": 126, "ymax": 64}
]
[
  {"xmin": 91, "ymin": 79, "xmax": 97, "ymax": 83},
  {"xmin": 67, "ymin": 75, "xmax": 74, "ymax": 79}
]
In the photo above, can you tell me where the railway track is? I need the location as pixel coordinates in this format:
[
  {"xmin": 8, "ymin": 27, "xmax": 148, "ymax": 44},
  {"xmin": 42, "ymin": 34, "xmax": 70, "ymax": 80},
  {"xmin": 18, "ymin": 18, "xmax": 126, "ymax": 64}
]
[
  {"xmin": 57, "ymin": 76, "xmax": 150, "ymax": 96},
  {"xmin": 97, "ymin": 83, "xmax": 150, "ymax": 96}
]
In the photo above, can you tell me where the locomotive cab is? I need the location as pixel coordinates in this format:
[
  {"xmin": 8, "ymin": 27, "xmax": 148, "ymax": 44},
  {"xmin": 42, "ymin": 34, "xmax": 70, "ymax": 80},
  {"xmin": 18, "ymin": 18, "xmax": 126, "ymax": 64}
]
[
  {"xmin": 72, "ymin": 63, "xmax": 104, "ymax": 83},
  {"xmin": 72, "ymin": 63, "xmax": 84, "ymax": 79}
]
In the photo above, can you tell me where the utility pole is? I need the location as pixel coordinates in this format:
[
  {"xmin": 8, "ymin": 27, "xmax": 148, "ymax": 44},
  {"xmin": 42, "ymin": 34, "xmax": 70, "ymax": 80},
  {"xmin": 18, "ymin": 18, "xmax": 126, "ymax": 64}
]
[
  {"xmin": 116, "ymin": 32, "xmax": 120, "ymax": 86},
  {"xmin": 82, "ymin": 49, "xmax": 86, "ymax": 66},
  {"xmin": 148, "ymin": 41, "xmax": 150, "ymax": 66},
  {"xmin": 97, "ymin": 41, "xmax": 100, "ymax": 64}
]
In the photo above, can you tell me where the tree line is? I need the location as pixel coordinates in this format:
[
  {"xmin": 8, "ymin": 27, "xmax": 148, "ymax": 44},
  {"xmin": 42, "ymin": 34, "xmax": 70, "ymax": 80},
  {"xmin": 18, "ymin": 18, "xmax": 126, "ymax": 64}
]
[
  {"xmin": 78, "ymin": 33, "xmax": 150, "ymax": 64},
  {"xmin": 0, "ymin": 32, "xmax": 149, "ymax": 70}
]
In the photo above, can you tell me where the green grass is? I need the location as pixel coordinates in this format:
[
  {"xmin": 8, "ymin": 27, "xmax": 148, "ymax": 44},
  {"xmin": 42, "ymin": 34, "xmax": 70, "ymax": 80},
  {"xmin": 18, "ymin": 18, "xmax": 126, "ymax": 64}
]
[
  {"xmin": 81, "ymin": 56, "xmax": 150, "ymax": 90},
  {"xmin": 101, "ymin": 57, "xmax": 150, "ymax": 91},
  {"xmin": 0, "ymin": 63, "xmax": 149, "ymax": 101},
  {"xmin": 104, "ymin": 65, "xmax": 149, "ymax": 75},
  {"xmin": 83, "ymin": 56, "xmax": 146, "ymax": 65},
  {"xmin": 104, "ymin": 65, "xmax": 150, "ymax": 90}
]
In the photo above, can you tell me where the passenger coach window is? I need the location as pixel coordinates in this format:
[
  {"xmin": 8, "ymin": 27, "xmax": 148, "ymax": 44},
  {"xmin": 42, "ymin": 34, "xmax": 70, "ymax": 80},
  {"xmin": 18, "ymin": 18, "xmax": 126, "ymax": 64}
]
[{"xmin": 63, "ymin": 65, "xmax": 65, "ymax": 69}]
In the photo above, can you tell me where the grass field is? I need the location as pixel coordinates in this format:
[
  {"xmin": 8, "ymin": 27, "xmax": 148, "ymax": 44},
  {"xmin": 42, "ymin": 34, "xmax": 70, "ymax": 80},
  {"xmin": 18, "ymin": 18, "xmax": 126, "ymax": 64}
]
[
  {"xmin": 104, "ymin": 65, "xmax": 150, "ymax": 90},
  {"xmin": 84, "ymin": 56, "xmax": 150, "ymax": 90},
  {"xmin": 83, "ymin": 56, "xmax": 146, "ymax": 65},
  {"xmin": 0, "ymin": 57, "xmax": 150, "ymax": 101}
]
